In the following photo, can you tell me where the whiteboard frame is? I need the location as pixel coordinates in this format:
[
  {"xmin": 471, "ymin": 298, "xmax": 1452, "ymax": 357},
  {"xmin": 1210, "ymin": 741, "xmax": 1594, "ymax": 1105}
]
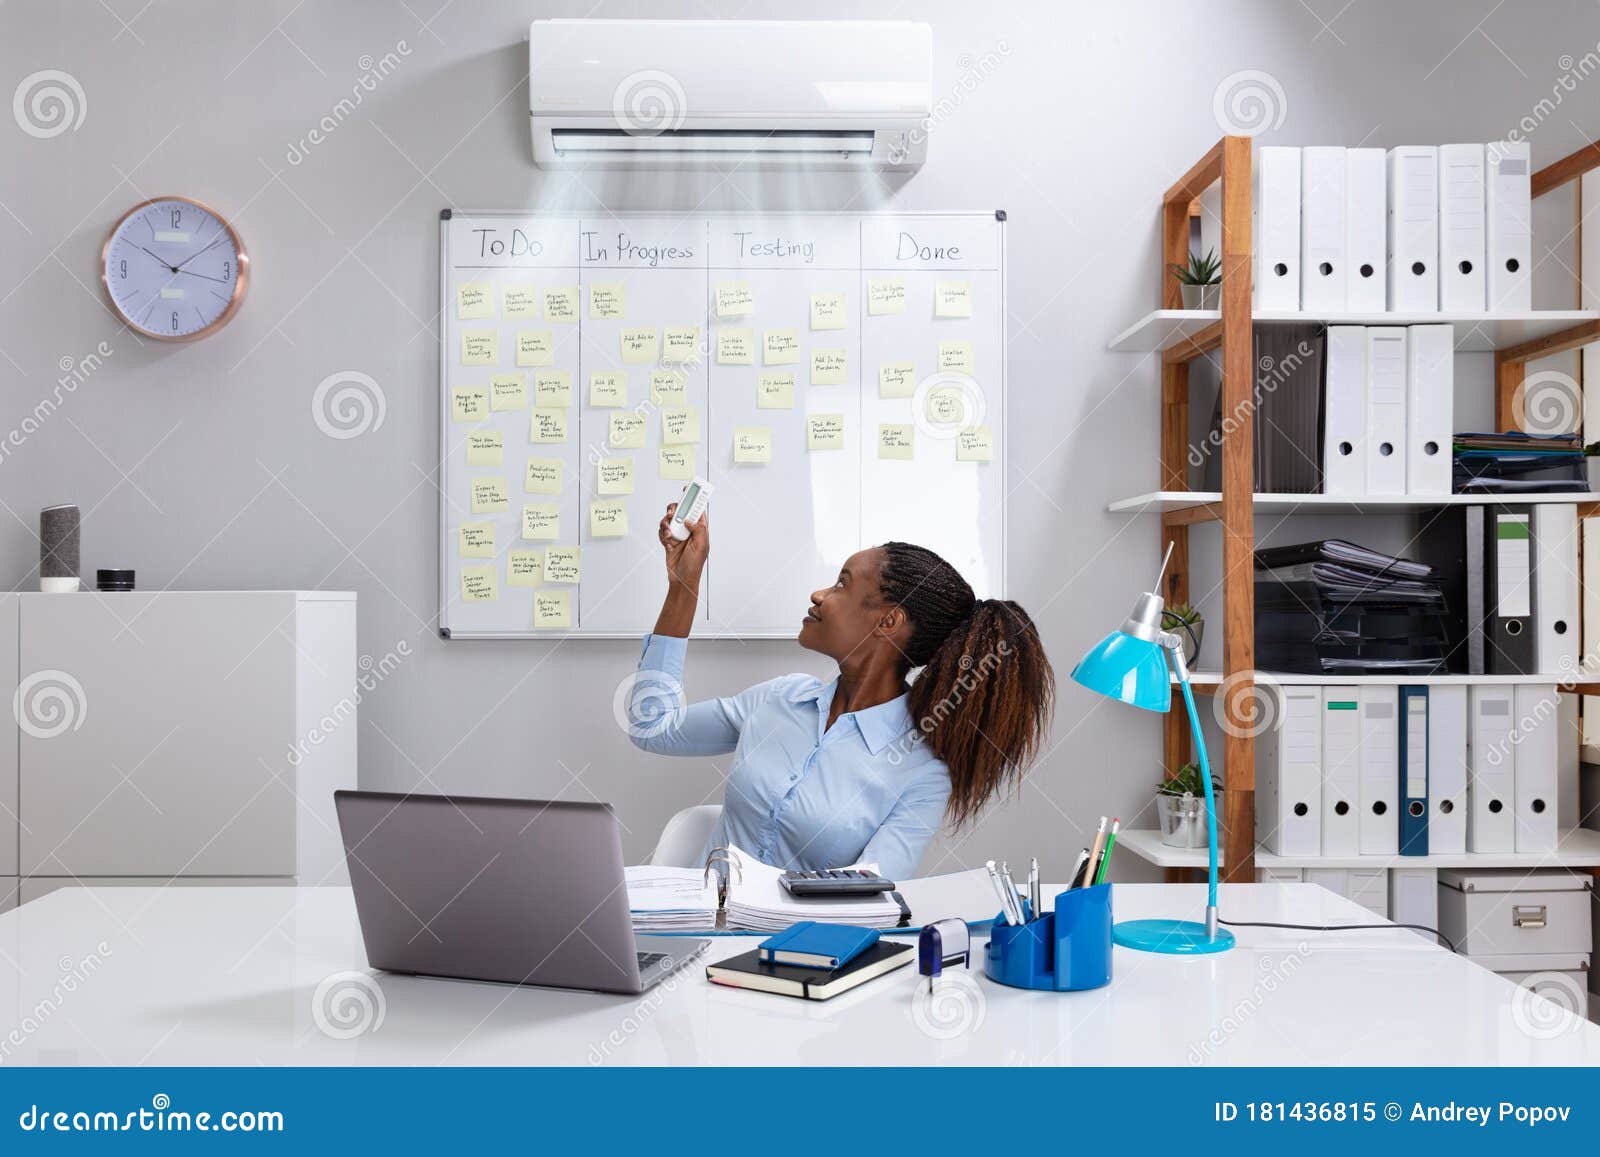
[{"xmin": 437, "ymin": 209, "xmax": 1007, "ymax": 640}]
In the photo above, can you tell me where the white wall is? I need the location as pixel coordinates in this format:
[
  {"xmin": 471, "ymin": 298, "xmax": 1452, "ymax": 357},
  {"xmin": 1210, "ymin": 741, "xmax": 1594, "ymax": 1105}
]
[{"xmin": 4, "ymin": 0, "xmax": 1600, "ymax": 879}]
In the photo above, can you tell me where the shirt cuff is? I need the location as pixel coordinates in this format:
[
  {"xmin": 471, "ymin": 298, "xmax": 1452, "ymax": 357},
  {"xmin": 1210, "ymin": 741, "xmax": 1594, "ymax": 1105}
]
[{"xmin": 638, "ymin": 632, "xmax": 688, "ymax": 678}]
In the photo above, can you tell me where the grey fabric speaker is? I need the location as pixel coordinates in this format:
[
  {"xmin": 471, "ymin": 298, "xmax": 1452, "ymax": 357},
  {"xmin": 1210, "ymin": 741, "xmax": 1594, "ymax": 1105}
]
[{"xmin": 39, "ymin": 504, "xmax": 81, "ymax": 584}]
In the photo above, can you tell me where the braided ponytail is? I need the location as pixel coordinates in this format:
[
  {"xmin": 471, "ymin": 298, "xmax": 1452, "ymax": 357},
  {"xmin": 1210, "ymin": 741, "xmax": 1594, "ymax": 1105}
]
[{"xmin": 876, "ymin": 543, "xmax": 1056, "ymax": 828}]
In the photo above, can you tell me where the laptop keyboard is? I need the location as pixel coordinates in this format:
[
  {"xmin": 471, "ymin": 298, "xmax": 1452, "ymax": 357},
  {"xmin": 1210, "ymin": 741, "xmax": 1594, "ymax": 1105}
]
[{"xmin": 637, "ymin": 951, "xmax": 669, "ymax": 969}]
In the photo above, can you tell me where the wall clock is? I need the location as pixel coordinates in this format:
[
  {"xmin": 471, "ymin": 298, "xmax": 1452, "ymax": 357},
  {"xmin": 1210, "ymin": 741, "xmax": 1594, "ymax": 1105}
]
[{"xmin": 100, "ymin": 196, "xmax": 249, "ymax": 341}]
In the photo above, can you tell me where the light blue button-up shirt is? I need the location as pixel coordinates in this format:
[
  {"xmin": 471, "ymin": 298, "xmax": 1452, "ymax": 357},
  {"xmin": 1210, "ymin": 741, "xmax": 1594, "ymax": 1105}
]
[{"xmin": 628, "ymin": 634, "xmax": 951, "ymax": 880}]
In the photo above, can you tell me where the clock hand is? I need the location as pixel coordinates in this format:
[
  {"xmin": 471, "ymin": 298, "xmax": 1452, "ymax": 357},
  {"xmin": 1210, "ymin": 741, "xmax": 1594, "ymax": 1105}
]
[
  {"xmin": 138, "ymin": 245, "xmax": 178, "ymax": 272},
  {"xmin": 174, "ymin": 268, "xmax": 229, "ymax": 284},
  {"xmin": 174, "ymin": 235, "xmax": 225, "ymax": 271}
]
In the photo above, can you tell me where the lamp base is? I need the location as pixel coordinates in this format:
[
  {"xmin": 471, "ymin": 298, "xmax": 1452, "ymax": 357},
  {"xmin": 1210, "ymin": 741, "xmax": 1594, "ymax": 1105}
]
[{"xmin": 1113, "ymin": 918, "xmax": 1235, "ymax": 955}]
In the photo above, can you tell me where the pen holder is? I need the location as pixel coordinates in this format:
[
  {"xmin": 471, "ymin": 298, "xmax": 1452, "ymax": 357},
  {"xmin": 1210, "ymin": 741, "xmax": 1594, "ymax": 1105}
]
[{"xmin": 983, "ymin": 884, "xmax": 1112, "ymax": 992}]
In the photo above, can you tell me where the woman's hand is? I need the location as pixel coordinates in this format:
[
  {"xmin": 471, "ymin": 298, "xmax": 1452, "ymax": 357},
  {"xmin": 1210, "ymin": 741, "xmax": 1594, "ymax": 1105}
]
[{"xmin": 658, "ymin": 503, "xmax": 710, "ymax": 593}]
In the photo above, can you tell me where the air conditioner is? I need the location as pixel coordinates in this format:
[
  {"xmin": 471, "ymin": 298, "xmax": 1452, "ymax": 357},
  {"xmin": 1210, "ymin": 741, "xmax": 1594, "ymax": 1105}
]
[{"xmin": 529, "ymin": 19, "xmax": 932, "ymax": 170}]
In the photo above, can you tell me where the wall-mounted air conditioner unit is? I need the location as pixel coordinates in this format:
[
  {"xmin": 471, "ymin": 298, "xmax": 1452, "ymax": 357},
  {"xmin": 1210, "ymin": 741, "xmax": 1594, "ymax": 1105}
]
[{"xmin": 529, "ymin": 19, "xmax": 932, "ymax": 170}]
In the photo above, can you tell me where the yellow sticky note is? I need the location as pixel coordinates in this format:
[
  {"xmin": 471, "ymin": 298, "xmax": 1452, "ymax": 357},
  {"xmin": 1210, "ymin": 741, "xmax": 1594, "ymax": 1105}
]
[
  {"xmin": 533, "ymin": 371, "xmax": 571, "ymax": 409},
  {"xmin": 516, "ymin": 331, "xmax": 555, "ymax": 367},
  {"xmin": 466, "ymin": 431, "xmax": 503, "ymax": 467},
  {"xmin": 530, "ymin": 408, "xmax": 569, "ymax": 443},
  {"xmin": 597, "ymin": 457, "xmax": 635, "ymax": 495},
  {"xmin": 925, "ymin": 385, "xmax": 968, "ymax": 425},
  {"xmin": 501, "ymin": 284, "xmax": 538, "ymax": 319},
  {"xmin": 717, "ymin": 328, "xmax": 754, "ymax": 365},
  {"xmin": 878, "ymin": 423, "xmax": 915, "ymax": 460},
  {"xmin": 939, "ymin": 341, "xmax": 974, "ymax": 373},
  {"xmin": 733, "ymin": 426, "xmax": 772, "ymax": 464},
  {"xmin": 588, "ymin": 282, "xmax": 625, "ymax": 319},
  {"xmin": 452, "ymin": 386, "xmax": 488, "ymax": 422},
  {"xmin": 879, "ymin": 361, "xmax": 917, "ymax": 398},
  {"xmin": 811, "ymin": 348, "xmax": 847, "ymax": 386},
  {"xmin": 867, "ymin": 278, "xmax": 905, "ymax": 316},
  {"xmin": 807, "ymin": 413, "xmax": 845, "ymax": 451},
  {"xmin": 545, "ymin": 287, "xmax": 579, "ymax": 323},
  {"xmin": 590, "ymin": 501, "xmax": 628, "ymax": 537},
  {"xmin": 650, "ymin": 370, "xmax": 688, "ymax": 406},
  {"xmin": 659, "ymin": 447, "xmax": 695, "ymax": 479},
  {"xmin": 589, "ymin": 371, "xmax": 627, "ymax": 408},
  {"xmin": 957, "ymin": 425, "xmax": 995, "ymax": 462},
  {"xmin": 533, "ymin": 589, "xmax": 572, "ymax": 630},
  {"xmin": 661, "ymin": 406, "xmax": 699, "ymax": 446},
  {"xmin": 662, "ymin": 327, "xmax": 700, "ymax": 364},
  {"xmin": 459, "ymin": 522, "xmax": 495, "ymax": 559},
  {"xmin": 756, "ymin": 372, "xmax": 794, "ymax": 409},
  {"xmin": 715, "ymin": 281, "xmax": 754, "ymax": 318},
  {"xmin": 524, "ymin": 457, "xmax": 562, "ymax": 495},
  {"xmin": 522, "ymin": 504, "xmax": 560, "ymax": 540},
  {"xmin": 507, "ymin": 550, "xmax": 543, "ymax": 587},
  {"xmin": 471, "ymin": 477, "xmax": 509, "ymax": 513},
  {"xmin": 490, "ymin": 373, "xmax": 526, "ymax": 411},
  {"xmin": 810, "ymin": 292, "xmax": 847, "ymax": 330},
  {"xmin": 935, "ymin": 280, "xmax": 973, "ymax": 318},
  {"xmin": 609, "ymin": 412, "xmax": 646, "ymax": 449},
  {"xmin": 620, "ymin": 327, "xmax": 658, "ymax": 364},
  {"xmin": 461, "ymin": 330, "xmax": 497, "ymax": 365},
  {"xmin": 457, "ymin": 283, "xmax": 493, "ymax": 320},
  {"xmin": 460, "ymin": 566, "xmax": 497, "ymax": 602},
  {"xmin": 543, "ymin": 546, "xmax": 582, "ymax": 585},
  {"xmin": 764, "ymin": 329, "xmax": 800, "ymax": 365}
]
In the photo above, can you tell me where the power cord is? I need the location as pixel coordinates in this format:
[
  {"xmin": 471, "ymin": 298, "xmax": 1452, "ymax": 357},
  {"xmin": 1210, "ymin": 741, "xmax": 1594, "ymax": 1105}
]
[{"xmin": 1219, "ymin": 916, "xmax": 1456, "ymax": 953}]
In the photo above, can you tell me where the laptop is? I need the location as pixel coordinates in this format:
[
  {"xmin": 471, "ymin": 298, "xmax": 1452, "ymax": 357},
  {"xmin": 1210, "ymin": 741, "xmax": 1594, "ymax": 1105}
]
[{"xmin": 333, "ymin": 791, "xmax": 708, "ymax": 995}]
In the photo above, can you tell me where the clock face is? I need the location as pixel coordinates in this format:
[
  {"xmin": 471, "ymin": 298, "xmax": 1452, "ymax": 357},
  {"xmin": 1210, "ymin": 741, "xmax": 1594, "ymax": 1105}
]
[{"xmin": 101, "ymin": 197, "xmax": 248, "ymax": 340}]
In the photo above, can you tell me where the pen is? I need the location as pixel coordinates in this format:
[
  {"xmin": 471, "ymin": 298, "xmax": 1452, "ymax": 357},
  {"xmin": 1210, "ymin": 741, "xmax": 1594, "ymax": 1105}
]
[
  {"xmin": 1068, "ymin": 848, "xmax": 1090, "ymax": 889},
  {"xmin": 1083, "ymin": 817, "xmax": 1108, "ymax": 891},
  {"xmin": 998, "ymin": 861, "xmax": 1027, "ymax": 926},
  {"xmin": 1028, "ymin": 856, "xmax": 1040, "ymax": 918},
  {"xmin": 984, "ymin": 860, "xmax": 1019, "ymax": 925},
  {"xmin": 1094, "ymin": 818, "xmax": 1121, "ymax": 885}
]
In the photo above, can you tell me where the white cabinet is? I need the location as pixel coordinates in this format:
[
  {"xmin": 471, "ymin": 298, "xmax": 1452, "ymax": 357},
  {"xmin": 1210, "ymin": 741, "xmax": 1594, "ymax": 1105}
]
[{"xmin": 8, "ymin": 592, "xmax": 354, "ymax": 892}]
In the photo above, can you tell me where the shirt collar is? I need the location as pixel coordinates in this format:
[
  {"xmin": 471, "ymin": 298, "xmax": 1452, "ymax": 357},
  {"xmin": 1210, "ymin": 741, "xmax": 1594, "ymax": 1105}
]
[{"xmin": 801, "ymin": 678, "xmax": 916, "ymax": 755}]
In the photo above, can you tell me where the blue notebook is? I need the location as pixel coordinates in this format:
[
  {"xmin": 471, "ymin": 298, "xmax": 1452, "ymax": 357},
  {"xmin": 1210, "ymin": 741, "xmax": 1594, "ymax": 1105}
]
[{"xmin": 758, "ymin": 921, "xmax": 880, "ymax": 970}]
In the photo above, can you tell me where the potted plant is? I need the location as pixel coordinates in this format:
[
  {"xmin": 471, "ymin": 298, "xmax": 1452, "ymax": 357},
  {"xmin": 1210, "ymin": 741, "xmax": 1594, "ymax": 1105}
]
[
  {"xmin": 1169, "ymin": 247, "xmax": 1221, "ymax": 309},
  {"xmin": 1156, "ymin": 763, "xmax": 1223, "ymax": 849},
  {"xmin": 1161, "ymin": 602, "xmax": 1203, "ymax": 667}
]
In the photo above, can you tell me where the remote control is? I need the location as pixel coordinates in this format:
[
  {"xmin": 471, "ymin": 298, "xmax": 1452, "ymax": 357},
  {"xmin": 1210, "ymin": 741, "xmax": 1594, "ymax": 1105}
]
[{"xmin": 667, "ymin": 476, "xmax": 714, "ymax": 541}]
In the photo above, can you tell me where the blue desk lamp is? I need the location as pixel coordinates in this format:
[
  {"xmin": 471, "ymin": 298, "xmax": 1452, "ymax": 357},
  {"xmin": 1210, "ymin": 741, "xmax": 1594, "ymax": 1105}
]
[{"xmin": 1069, "ymin": 545, "xmax": 1235, "ymax": 955}]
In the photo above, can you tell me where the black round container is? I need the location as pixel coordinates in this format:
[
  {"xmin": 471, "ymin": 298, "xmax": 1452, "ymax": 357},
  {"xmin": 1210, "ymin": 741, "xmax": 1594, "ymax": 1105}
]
[{"xmin": 96, "ymin": 568, "xmax": 135, "ymax": 592}]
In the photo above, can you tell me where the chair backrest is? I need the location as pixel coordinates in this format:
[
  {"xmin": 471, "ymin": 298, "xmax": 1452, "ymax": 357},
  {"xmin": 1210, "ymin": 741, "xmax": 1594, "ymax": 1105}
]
[{"xmin": 649, "ymin": 804, "xmax": 723, "ymax": 868}]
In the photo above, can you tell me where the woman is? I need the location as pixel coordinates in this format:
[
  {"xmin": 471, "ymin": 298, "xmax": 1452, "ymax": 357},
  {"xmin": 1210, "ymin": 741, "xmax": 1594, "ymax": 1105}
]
[{"xmin": 626, "ymin": 503, "xmax": 1056, "ymax": 880}]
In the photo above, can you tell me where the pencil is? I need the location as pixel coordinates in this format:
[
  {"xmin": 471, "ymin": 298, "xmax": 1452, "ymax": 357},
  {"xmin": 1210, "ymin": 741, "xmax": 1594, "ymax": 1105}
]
[
  {"xmin": 1082, "ymin": 817, "xmax": 1108, "ymax": 890},
  {"xmin": 1094, "ymin": 818, "xmax": 1121, "ymax": 885}
]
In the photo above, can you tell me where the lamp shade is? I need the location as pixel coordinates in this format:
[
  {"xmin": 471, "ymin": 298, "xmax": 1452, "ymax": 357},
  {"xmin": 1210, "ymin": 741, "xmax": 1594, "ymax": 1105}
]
[{"xmin": 1070, "ymin": 629, "xmax": 1171, "ymax": 713}]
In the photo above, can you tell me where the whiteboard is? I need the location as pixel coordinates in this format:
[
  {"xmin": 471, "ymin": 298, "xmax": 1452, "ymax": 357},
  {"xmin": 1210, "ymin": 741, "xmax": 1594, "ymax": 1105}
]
[{"xmin": 438, "ymin": 211, "xmax": 1005, "ymax": 638}]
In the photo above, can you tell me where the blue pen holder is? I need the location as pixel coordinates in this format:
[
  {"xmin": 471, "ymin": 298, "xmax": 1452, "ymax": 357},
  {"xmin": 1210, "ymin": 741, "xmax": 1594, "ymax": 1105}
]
[{"xmin": 983, "ymin": 884, "xmax": 1112, "ymax": 991}]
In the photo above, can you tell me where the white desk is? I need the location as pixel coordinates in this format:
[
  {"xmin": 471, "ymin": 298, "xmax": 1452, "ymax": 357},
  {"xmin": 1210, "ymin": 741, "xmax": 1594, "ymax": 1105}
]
[{"xmin": 0, "ymin": 882, "xmax": 1594, "ymax": 1065}]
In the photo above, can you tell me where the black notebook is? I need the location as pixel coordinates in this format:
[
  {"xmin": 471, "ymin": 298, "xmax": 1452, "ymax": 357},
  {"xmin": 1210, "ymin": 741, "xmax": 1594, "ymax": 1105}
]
[{"xmin": 705, "ymin": 940, "xmax": 914, "ymax": 1001}]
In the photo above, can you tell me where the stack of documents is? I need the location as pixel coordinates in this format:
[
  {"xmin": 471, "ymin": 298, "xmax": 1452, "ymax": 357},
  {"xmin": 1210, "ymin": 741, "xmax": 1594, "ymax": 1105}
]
[
  {"xmin": 624, "ymin": 865, "xmax": 719, "ymax": 933},
  {"xmin": 723, "ymin": 853, "xmax": 905, "ymax": 932},
  {"xmin": 1453, "ymin": 432, "xmax": 1588, "ymax": 494}
]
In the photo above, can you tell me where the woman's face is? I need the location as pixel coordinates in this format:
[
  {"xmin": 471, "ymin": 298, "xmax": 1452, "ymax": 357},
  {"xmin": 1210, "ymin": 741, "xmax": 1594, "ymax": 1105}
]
[{"xmin": 798, "ymin": 547, "xmax": 902, "ymax": 661}]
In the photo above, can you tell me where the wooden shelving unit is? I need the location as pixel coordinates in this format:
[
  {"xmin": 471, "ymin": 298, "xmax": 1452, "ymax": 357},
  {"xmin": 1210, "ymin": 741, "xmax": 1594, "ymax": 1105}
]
[{"xmin": 1117, "ymin": 135, "xmax": 1600, "ymax": 883}]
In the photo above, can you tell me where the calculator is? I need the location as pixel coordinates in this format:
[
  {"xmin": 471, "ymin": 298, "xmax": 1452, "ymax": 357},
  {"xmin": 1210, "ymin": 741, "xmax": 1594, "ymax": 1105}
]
[{"xmin": 779, "ymin": 869, "xmax": 897, "ymax": 897}]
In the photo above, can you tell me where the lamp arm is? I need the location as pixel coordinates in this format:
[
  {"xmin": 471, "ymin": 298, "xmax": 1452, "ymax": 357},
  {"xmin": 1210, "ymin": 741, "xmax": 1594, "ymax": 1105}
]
[{"xmin": 1162, "ymin": 633, "xmax": 1221, "ymax": 935}]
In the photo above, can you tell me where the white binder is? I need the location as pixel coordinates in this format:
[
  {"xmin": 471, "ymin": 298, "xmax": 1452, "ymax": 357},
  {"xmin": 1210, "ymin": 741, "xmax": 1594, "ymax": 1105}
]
[
  {"xmin": 1301, "ymin": 146, "xmax": 1347, "ymax": 312},
  {"xmin": 1467, "ymin": 685, "xmax": 1516, "ymax": 853},
  {"xmin": 1358, "ymin": 685, "xmax": 1399, "ymax": 855},
  {"xmin": 1346, "ymin": 147, "xmax": 1388, "ymax": 311},
  {"xmin": 1254, "ymin": 146, "xmax": 1301, "ymax": 310},
  {"xmin": 1438, "ymin": 143, "xmax": 1487, "ymax": 311},
  {"xmin": 1405, "ymin": 324, "xmax": 1453, "ymax": 496},
  {"xmin": 1320, "ymin": 685, "xmax": 1362, "ymax": 856},
  {"xmin": 1322, "ymin": 326, "xmax": 1368, "ymax": 496},
  {"xmin": 1533, "ymin": 503, "xmax": 1580, "ymax": 676},
  {"xmin": 1364, "ymin": 327, "xmax": 1409, "ymax": 495},
  {"xmin": 1389, "ymin": 868, "xmax": 1439, "ymax": 942},
  {"xmin": 1487, "ymin": 140, "xmax": 1533, "ymax": 310},
  {"xmin": 1512, "ymin": 684, "xmax": 1559, "ymax": 853},
  {"xmin": 1387, "ymin": 146, "xmax": 1439, "ymax": 311},
  {"xmin": 1255, "ymin": 686, "xmax": 1322, "ymax": 856},
  {"xmin": 1427, "ymin": 684, "xmax": 1468, "ymax": 855}
]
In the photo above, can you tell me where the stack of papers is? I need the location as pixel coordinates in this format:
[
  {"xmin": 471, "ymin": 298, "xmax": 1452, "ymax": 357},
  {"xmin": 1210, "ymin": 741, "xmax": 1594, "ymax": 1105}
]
[
  {"xmin": 625, "ymin": 865, "xmax": 719, "ymax": 933},
  {"xmin": 722, "ymin": 849, "xmax": 904, "ymax": 932}
]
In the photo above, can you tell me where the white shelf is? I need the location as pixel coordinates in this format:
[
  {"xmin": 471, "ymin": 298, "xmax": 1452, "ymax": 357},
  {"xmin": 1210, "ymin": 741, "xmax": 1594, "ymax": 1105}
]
[
  {"xmin": 1179, "ymin": 670, "xmax": 1572, "ymax": 687},
  {"xmin": 1107, "ymin": 490, "xmax": 1600, "ymax": 515},
  {"xmin": 1107, "ymin": 308, "xmax": 1600, "ymax": 354},
  {"xmin": 1118, "ymin": 826, "xmax": 1600, "ymax": 870}
]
